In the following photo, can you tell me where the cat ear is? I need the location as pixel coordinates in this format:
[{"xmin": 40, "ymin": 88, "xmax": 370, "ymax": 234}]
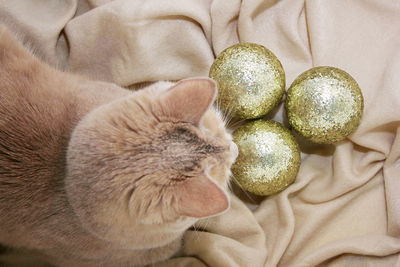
[
  {"xmin": 158, "ymin": 78, "xmax": 217, "ymax": 125},
  {"xmin": 177, "ymin": 175, "xmax": 229, "ymax": 218}
]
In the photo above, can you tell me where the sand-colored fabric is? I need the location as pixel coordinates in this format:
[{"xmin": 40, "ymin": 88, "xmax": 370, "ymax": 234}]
[{"xmin": 1, "ymin": 0, "xmax": 399, "ymax": 266}]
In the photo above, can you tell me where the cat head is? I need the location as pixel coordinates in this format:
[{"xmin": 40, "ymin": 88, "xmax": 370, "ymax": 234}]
[{"xmin": 65, "ymin": 78, "xmax": 237, "ymax": 246}]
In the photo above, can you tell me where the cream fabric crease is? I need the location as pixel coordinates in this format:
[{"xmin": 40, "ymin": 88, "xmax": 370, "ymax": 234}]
[{"xmin": 0, "ymin": 0, "xmax": 399, "ymax": 266}]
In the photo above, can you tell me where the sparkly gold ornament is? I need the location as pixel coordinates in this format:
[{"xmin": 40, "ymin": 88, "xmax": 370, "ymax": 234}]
[
  {"xmin": 209, "ymin": 43, "xmax": 285, "ymax": 119},
  {"xmin": 285, "ymin": 66, "xmax": 364, "ymax": 144},
  {"xmin": 232, "ymin": 120, "xmax": 300, "ymax": 196}
]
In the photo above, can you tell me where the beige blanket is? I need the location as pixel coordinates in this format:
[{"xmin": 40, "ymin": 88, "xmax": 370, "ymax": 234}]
[{"xmin": 1, "ymin": 0, "xmax": 400, "ymax": 266}]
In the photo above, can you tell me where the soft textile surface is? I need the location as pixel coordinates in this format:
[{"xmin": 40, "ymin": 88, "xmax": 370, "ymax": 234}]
[{"xmin": 1, "ymin": 0, "xmax": 400, "ymax": 266}]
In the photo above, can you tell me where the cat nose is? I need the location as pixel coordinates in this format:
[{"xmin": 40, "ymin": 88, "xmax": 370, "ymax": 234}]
[{"xmin": 230, "ymin": 142, "xmax": 239, "ymax": 159}]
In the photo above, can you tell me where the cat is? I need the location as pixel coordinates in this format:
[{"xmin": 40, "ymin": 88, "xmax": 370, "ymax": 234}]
[{"xmin": 0, "ymin": 25, "xmax": 238, "ymax": 266}]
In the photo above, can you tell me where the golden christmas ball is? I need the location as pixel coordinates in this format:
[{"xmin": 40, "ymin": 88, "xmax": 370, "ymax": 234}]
[
  {"xmin": 285, "ymin": 66, "xmax": 364, "ymax": 144},
  {"xmin": 209, "ymin": 43, "xmax": 285, "ymax": 119},
  {"xmin": 232, "ymin": 120, "xmax": 300, "ymax": 196}
]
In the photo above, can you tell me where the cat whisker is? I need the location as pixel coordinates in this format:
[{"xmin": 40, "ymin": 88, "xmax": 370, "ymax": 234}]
[
  {"xmin": 230, "ymin": 174, "xmax": 256, "ymax": 203},
  {"xmin": 190, "ymin": 223, "xmax": 203, "ymax": 243},
  {"xmin": 215, "ymin": 99, "xmax": 225, "ymax": 124},
  {"xmin": 220, "ymin": 100, "xmax": 238, "ymax": 127},
  {"xmin": 224, "ymin": 102, "xmax": 235, "ymax": 125},
  {"xmin": 227, "ymin": 181, "xmax": 233, "ymax": 191},
  {"xmin": 215, "ymin": 97, "xmax": 233, "ymax": 127},
  {"xmin": 215, "ymin": 95, "xmax": 221, "ymax": 112},
  {"xmin": 202, "ymin": 217, "xmax": 212, "ymax": 232},
  {"xmin": 228, "ymin": 118, "xmax": 246, "ymax": 128},
  {"xmin": 223, "ymin": 104, "xmax": 234, "ymax": 125}
]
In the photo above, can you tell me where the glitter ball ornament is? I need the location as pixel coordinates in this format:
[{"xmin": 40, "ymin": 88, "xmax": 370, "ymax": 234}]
[
  {"xmin": 285, "ymin": 66, "xmax": 364, "ymax": 144},
  {"xmin": 232, "ymin": 120, "xmax": 300, "ymax": 196},
  {"xmin": 209, "ymin": 43, "xmax": 285, "ymax": 119}
]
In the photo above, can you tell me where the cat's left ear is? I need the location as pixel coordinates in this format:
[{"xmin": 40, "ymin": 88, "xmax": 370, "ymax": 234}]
[{"xmin": 158, "ymin": 78, "xmax": 217, "ymax": 125}]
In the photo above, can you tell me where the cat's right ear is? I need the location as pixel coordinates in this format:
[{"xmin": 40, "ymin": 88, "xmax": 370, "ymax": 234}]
[
  {"xmin": 176, "ymin": 175, "xmax": 229, "ymax": 218},
  {"xmin": 157, "ymin": 78, "xmax": 217, "ymax": 126}
]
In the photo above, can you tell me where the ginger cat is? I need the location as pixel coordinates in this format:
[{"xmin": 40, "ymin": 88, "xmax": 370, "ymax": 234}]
[{"xmin": 0, "ymin": 25, "xmax": 237, "ymax": 266}]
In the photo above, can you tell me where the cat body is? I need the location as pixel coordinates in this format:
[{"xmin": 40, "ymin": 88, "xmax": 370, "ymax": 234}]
[{"xmin": 0, "ymin": 26, "xmax": 236, "ymax": 266}]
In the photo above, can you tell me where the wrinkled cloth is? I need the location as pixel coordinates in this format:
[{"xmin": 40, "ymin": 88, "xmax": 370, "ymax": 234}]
[{"xmin": 1, "ymin": 0, "xmax": 400, "ymax": 266}]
